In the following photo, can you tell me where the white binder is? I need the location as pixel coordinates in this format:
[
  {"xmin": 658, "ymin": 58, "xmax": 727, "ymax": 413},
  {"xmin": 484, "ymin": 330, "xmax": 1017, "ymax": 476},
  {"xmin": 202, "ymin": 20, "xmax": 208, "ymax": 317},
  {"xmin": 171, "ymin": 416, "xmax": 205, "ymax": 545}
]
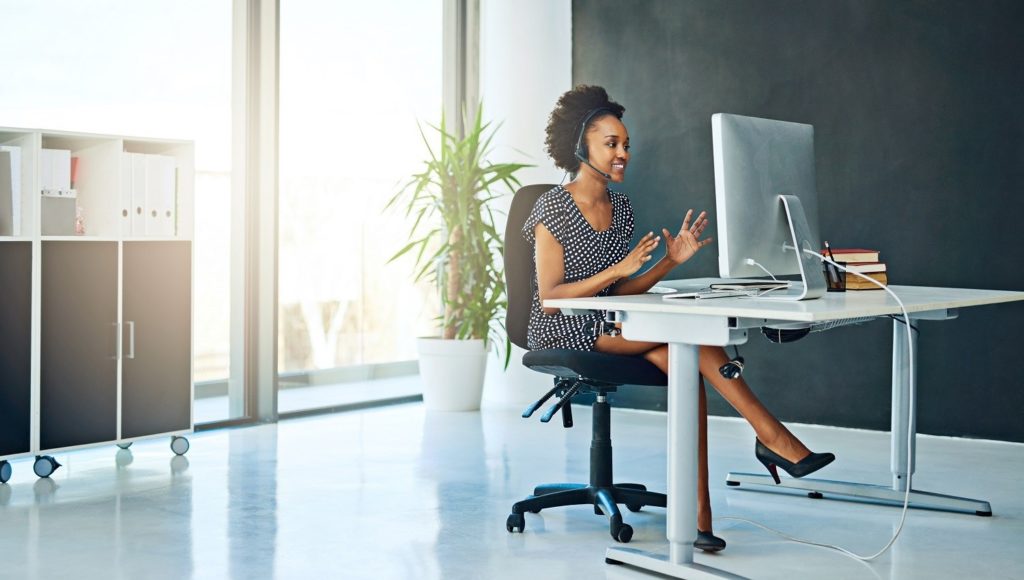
[
  {"xmin": 41, "ymin": 148, "xmax": 72, "ymax": 197},
  {"xmin": 0, "ymin": 146, "xmax": 21, "ymax": 235},
  {"xmin": 0, "ymin": 150, "xmax": 13, "ymax": 235},
  {"xmin": 144, "ymin": 154, "xmax": 176, "ymax": 236},
  {"xmin": 130, "ymin": 152, "xmax": 147, "ymax": 235},
  {"xmin": 120, "ymin": 152, "xmax": 133, "ymax": 236}
]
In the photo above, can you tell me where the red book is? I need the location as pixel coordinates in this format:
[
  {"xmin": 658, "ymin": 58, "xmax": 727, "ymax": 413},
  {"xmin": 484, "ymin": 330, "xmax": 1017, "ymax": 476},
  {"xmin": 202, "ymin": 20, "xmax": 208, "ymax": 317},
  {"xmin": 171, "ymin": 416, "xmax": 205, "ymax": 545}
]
[{"xmin": 820, "ymin": 248, "xmax": 880, "ymax": 263}]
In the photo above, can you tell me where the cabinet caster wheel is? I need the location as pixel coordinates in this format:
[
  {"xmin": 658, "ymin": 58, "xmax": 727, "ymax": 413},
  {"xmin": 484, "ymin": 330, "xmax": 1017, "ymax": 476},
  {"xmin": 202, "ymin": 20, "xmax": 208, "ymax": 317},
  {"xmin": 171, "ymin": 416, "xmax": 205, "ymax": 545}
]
[
  {"xmin": 605, "ymin": 557, "xmax": 624, "ymax": 566},
  {"xmin": 726, "ymin": 480, "xmax": 740, "ymax": 487},
  {"xmin": 0, "ymin": 461, "xmax": 11, "ymax": 483},
  {"xmin": 613, "ymin": 523, "xmax": 633, "ymax": 543},
  {"xmin": 170, "ymin": 436, "xmax": 190, "ymax": 456},
  {"xmin": 117, "ymin": 442, "xmax": 133, "ymax": 450},
  {"xmin": 626, "ymin": 503, "xmax": 643, "ymax": 513},
  {"xmin": 506, "ymin": 513, "xmax": 525, "ymax": 533},
  {"xmin": 33, "ymin": 456, "xmax": 61, "ymax": 479},
  {"xmin": 808, "ymin": 491, "xmax": 824, "ymax": 499}
]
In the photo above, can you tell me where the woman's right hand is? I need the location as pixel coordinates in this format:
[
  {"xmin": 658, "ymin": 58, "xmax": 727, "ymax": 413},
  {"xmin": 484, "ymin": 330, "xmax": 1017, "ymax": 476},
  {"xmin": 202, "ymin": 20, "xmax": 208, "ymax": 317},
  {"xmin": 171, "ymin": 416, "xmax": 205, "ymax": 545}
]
[{"xmin": 615, "ymin": 232, "xmax": 660, "ymax": 278}]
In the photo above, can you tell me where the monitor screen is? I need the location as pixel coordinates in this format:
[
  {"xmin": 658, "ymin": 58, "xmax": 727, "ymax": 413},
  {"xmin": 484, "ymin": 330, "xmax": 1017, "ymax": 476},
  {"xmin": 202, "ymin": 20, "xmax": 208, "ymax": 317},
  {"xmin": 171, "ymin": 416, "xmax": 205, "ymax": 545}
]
[{"xmin": 712, "ymin": 113, "xmax": 823, "ymax": 287}]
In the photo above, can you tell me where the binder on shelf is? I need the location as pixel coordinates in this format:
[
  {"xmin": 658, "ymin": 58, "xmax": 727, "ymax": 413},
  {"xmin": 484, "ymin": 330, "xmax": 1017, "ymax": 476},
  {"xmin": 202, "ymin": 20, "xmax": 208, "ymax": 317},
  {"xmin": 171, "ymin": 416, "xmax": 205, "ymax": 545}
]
[
  {"xmin": 0, "ymin": 150, "xmax": 14, "ymax": 235},
  {"xmin": 40, "ymin": 148, "xmax": 77, "ymax": 235},
  {"xmin": 120, "ymin": 152, "xmax": 133, "ymax": 236},
  {"xmin": 0, "ymin": 146, "xmax": 21, "ymax": 236},
  {"xmin": 41, "ymin": 148, "xmax": 74, "ymax": 197},
  {"xmin": 130, "ymin": 152, "xmax": 147, "ymax": 235},
  {"xmin": 144, "ymin": 154, "xmax": 176, "ymax": 237}
]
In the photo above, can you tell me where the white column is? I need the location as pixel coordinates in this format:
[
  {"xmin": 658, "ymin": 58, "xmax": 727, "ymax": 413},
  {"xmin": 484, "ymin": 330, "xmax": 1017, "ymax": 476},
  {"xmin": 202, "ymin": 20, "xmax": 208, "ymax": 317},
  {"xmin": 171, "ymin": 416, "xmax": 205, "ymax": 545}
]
[
  {"xmin": 232, "ymin": 0, "xmax": 279, "ymax": 421},
  {"xmin": 479, "ymin": 0, "xmax": 573, "ymax": 407}
]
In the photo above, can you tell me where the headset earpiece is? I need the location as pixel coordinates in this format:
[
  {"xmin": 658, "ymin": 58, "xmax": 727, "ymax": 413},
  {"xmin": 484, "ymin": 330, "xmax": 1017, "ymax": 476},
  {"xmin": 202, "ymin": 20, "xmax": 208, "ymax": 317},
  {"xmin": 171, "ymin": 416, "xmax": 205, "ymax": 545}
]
[{"xmin": 574, "ymin": 107, "xmax": 616, "ymax": 179}]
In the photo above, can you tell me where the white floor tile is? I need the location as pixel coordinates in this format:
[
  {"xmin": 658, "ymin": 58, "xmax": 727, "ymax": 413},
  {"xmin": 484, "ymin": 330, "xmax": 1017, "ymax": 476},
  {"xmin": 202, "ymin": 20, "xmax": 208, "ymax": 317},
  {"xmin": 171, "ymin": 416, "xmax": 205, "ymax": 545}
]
[{"xmin": 1, "ymin": 403, "xmax": 1021, "ymax": 579}]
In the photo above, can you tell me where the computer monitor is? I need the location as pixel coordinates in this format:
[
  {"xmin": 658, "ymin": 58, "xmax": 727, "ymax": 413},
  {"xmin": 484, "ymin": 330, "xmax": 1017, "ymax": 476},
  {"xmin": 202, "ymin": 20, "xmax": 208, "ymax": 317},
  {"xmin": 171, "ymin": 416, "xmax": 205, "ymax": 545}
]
[{"xmin": 711, "ymin": 113, "xmax": 826, "ymax": 300}]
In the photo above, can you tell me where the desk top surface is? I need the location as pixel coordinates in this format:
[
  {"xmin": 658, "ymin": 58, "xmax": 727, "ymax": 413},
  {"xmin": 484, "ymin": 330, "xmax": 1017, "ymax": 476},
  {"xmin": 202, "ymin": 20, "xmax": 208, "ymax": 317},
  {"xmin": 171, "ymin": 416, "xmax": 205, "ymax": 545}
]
[{"xmin": 544, "ymin": 278, "xmax": 1024, "ymax": 323}]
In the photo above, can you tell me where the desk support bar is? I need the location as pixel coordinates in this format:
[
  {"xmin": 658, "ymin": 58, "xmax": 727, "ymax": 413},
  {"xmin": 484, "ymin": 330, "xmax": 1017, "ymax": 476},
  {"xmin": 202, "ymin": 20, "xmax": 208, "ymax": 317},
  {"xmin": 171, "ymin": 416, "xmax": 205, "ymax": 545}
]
[
  {"xmin": 726, "ymin": 313, "xmax": 992, "ymax": 516},
  {"xmin": 607, "ymin": 343, "xmax": 742, "ymax": 579},
  {"xmin": 891, "ymin": 316, "xmax": 917, "ymax": 489}
]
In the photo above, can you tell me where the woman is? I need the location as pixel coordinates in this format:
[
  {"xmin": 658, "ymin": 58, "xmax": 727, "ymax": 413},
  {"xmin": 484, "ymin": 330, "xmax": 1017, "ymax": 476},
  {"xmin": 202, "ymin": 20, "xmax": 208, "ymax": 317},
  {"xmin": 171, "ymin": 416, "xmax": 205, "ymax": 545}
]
[{"xmin": 523, "ymin": 85, "xmax": 834, "ymax": 552}]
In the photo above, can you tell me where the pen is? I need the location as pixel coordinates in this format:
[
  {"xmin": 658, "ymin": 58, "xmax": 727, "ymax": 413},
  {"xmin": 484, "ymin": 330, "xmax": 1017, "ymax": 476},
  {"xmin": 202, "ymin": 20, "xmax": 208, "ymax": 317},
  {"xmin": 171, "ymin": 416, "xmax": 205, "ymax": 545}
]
[{"xmin": 824, "ymin": 240, "xmax": 840, "ymax": 285}]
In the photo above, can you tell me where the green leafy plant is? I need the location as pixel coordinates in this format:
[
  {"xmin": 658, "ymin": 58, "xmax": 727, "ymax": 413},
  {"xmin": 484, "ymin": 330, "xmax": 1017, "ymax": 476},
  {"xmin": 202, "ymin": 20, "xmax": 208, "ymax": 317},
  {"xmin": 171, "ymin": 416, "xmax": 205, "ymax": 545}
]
[{"xmin": 386, "ymin": 105, "xmax": 531, "ymax": 366}]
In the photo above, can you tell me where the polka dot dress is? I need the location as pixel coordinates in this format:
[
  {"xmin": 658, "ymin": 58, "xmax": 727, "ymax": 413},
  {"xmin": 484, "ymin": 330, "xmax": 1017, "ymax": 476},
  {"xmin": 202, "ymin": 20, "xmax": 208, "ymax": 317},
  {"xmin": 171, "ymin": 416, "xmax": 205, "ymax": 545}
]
[{"xmin": 522, "ymin": 185, "xmax": 634, "ymax": 351}]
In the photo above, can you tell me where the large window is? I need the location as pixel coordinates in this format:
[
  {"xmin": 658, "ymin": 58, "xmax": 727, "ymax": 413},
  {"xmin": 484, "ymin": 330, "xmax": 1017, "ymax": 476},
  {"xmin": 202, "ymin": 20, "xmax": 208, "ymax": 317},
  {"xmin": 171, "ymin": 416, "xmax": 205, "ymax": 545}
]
[
  {"xmin": 0, "ymin": 0, "xmax": 236, "ymax": 423},
  {"xmin": 278, "ymin": 1, "xmax": 441, "ymax": 409}
]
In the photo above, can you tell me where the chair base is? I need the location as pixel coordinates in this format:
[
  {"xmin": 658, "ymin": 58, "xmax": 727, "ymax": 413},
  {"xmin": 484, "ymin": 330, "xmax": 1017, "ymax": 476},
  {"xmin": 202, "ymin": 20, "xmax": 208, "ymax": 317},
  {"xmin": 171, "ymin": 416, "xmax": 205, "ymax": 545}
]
[
  {"xmin": 508, "ymin": 482, "xmax": 666, "ymax": 542},
  {"xmin": 508, "ymin": 385, "xmax": 667, "ymax": 543}
]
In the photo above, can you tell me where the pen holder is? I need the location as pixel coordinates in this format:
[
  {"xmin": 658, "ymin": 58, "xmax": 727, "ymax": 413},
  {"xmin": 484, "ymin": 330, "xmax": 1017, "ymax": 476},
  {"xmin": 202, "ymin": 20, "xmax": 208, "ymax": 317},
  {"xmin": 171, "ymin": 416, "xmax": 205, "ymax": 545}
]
[{"xmin": 823, "ymin": 263, "xmax": 845, "ymax": 292}]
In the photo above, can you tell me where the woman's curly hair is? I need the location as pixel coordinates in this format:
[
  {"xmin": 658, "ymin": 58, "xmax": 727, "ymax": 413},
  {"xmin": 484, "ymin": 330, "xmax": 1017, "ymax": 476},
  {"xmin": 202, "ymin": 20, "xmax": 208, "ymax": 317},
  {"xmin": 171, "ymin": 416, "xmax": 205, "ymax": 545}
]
[{"xmin": 544, "ymin": 85, "xmax": 626, "ymax": 174}]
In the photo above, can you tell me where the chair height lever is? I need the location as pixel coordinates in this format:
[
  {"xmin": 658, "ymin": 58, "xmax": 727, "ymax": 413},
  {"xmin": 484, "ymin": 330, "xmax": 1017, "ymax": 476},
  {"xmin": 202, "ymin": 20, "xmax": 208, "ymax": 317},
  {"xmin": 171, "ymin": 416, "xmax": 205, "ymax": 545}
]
[
  {"xmin": 541, "ymin": 381, "xmax": 582, "ymax": 423},
  {"xmin": 522, "ymin": 384, "xmax": 561, "ymax": 418}
]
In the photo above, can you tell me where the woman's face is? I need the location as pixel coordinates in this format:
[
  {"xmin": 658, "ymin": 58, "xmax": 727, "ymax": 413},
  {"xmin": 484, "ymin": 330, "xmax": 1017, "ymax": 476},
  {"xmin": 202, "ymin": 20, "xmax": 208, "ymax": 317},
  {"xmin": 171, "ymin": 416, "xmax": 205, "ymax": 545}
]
[{"xmin": 582, "ymin": 115, "xmax": 631, "ymax": 182}]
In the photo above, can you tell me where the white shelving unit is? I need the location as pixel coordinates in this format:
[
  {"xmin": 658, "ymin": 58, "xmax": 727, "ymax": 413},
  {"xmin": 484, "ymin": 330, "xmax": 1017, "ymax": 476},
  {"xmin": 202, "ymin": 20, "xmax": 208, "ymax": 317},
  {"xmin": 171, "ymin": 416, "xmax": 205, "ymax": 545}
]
[{"xmin": 0, "ymin": 127, "xmax": 195, "ymax": 482}]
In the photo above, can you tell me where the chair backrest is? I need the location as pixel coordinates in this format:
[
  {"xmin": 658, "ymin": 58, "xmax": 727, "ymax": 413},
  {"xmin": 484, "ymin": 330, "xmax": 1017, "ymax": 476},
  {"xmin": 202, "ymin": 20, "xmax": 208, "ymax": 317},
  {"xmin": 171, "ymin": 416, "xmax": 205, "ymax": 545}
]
[{"xmin": 504, "ymin": 184, "xmax": 557, "ymax": 350}]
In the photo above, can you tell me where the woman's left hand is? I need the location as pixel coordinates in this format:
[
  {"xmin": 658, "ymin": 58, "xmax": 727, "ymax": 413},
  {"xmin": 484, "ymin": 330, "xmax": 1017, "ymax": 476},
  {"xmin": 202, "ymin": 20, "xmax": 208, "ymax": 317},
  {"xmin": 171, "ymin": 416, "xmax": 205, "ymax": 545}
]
[{"xmin": 663, "ymin": 209, "xmax": 713, "ymax": 265}]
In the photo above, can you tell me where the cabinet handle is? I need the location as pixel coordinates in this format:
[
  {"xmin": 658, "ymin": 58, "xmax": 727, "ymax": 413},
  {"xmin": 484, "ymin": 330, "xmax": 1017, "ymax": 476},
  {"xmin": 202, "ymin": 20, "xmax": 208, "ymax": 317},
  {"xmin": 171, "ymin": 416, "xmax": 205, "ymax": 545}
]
[{"xmin": 127, "ymin": 320, "xmax": 136, "ymax": 360}]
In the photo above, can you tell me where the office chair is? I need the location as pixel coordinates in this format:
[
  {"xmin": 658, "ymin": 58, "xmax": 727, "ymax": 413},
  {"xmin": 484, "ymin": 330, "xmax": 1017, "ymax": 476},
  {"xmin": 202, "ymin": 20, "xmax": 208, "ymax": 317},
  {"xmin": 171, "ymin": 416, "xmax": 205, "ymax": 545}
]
[{"xmin": 504, "ymin": 184, "xmax": 667, "ymax": 543}]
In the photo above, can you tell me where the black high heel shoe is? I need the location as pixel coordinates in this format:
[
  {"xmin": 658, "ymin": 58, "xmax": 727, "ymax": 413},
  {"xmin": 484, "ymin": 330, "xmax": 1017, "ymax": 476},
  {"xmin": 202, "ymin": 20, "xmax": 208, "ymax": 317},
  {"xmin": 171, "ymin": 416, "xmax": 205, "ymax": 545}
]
[
  {"xmin": 694, "ymin": 530, "xmax": 726, "ymax": 552},
  {"xmin": 755, "ymin": 438, "xmax": 835, "ymax": 484}
]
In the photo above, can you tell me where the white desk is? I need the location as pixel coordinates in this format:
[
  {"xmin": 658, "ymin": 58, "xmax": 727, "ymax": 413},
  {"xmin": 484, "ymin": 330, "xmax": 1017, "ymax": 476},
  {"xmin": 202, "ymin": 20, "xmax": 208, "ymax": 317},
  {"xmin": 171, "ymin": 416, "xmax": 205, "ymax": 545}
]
[{"xmin": 545, "ymin": 280, "xmax": 1024, "ymax": 579}]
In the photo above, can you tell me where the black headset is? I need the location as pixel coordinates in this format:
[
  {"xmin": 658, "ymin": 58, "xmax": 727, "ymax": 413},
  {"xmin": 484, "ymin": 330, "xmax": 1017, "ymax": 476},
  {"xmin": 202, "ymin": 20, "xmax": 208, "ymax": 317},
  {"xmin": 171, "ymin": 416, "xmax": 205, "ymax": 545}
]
[{"xmin": 573, "ymin": 107, "xmax": 616, "ymax": 179}]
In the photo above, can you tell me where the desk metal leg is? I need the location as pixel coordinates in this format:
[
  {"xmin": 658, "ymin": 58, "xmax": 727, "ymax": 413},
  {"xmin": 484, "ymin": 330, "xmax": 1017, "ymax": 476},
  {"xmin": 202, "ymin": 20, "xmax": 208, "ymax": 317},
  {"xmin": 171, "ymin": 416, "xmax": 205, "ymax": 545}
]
[
  {"xmin": 725, "ymin": 318, "xmax": 992, "ymax": 516},
  {"xmin": 607, "ymin": 344, "xmax": 745, "ymax": 579}
]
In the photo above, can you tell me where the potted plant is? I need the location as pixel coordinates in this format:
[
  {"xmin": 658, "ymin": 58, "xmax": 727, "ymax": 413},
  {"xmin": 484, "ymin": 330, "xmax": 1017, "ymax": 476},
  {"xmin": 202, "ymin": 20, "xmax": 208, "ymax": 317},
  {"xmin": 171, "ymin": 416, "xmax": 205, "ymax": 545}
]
[{"xmin": 387, "ymin": 105, "xmax": 530, "ymax": 411}]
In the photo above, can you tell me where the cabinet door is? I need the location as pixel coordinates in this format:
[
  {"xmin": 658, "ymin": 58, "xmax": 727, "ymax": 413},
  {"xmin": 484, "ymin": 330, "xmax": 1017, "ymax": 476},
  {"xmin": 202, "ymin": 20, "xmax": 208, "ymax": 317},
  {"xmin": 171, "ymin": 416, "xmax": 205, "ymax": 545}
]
[
  {"xmin": 41, "ymin": 241, "xmax": 118, "ymax": 450},
  {"xmin": 122, "ymin": 241, "xmax": 191, "ymax": 438},
  {"xmin": 0, "ymin": 242, "xmax": 32, "ymax": 456}
]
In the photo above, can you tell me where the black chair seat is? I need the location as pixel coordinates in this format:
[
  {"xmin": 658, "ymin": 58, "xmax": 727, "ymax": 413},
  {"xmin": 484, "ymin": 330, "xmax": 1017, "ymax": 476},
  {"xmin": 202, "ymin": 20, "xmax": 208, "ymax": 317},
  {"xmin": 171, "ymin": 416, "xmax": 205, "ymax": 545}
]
[{"xmin": 523, "ymin": 349, "xmax": 667, "ymax": 387}]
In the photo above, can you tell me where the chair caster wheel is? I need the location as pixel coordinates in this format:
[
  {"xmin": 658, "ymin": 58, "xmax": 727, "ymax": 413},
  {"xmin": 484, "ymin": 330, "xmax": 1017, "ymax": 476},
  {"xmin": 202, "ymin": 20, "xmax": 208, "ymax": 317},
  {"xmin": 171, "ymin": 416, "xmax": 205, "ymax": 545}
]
[
  {"xmin": 613, "ymin": 523, "xmax": 633, "ymax": 543},
  {"xmin": 808, "ymin": 491, "xmax": 824, "ymax": 499},
  {"xmin": 626, "ymin": 503, "xmax": 643, "ymax": 513},
  {"xmin": 33, "ymin": 456, "xmax": 61, "ymax": 478},
  {"xmin": 506, "ymin": 513, "xmax": 525, "ymax": 533}
]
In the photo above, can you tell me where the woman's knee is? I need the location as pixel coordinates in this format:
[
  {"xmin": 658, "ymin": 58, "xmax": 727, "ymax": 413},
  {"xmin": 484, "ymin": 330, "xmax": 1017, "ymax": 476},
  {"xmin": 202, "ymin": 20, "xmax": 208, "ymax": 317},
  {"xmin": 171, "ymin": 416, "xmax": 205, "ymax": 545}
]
[{"xmin": 643, "ymin": 344, "xmax": 669, "ymax": 372}]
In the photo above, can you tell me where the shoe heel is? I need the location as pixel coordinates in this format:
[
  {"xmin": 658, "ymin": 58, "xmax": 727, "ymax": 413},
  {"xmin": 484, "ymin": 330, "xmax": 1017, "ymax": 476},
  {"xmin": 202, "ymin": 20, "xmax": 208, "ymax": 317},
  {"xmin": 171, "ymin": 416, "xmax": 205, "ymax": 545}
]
[{"xmin": 758, "ymin": 456, "xmax": 781, "ymax": 484}]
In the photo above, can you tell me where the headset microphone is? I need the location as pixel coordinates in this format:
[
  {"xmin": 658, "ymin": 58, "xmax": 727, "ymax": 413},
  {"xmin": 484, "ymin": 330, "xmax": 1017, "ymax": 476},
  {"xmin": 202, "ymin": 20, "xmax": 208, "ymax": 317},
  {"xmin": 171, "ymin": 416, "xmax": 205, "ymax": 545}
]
[
  {"xmin": 574, "ymin": 107, "xmax": 616, "ymax": 180},
  {"xmin": 576, "ymin": 155, "xmax": 612, "ymax": 180}
]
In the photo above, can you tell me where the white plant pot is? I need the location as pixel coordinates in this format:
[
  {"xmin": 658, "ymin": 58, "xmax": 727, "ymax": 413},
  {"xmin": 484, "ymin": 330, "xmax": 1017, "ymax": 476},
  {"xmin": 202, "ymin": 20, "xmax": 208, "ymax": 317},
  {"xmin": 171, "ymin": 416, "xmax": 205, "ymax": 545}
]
[{"xmin": 417, "ymin": 337, "xmax": 488, "ymax": 411}]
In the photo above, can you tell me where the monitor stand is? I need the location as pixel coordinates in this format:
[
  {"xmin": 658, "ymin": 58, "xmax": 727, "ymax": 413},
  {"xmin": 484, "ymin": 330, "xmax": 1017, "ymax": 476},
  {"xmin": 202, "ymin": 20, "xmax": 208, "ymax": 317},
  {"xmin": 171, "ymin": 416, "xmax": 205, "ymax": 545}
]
[{"xmin": 757, "ymin": 195, "xmax": 826, "ymax": 301}]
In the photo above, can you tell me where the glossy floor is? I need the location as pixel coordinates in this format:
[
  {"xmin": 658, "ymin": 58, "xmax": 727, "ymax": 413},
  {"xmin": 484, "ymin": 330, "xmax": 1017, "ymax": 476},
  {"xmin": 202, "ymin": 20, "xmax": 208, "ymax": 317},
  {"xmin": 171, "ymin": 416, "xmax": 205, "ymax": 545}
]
[{"xmin": 1, "ymin": 403, "xmax": 1022, "ymax": 579}]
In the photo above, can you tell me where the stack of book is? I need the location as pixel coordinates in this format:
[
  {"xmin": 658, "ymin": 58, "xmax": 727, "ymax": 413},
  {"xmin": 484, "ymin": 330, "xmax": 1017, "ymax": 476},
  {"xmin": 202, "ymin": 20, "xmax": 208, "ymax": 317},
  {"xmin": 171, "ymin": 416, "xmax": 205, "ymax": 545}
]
[{"xmin": 823, "ymin": 248, "xmax": 887, "ymax": 290}]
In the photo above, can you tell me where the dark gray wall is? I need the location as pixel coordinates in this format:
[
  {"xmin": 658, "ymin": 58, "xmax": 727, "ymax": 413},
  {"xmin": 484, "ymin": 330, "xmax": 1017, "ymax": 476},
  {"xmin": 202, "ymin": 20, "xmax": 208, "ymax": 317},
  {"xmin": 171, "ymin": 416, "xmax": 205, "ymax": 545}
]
[{"xmin": 572, "ymin": 0, "xmax": 1024, "ymax": 442}]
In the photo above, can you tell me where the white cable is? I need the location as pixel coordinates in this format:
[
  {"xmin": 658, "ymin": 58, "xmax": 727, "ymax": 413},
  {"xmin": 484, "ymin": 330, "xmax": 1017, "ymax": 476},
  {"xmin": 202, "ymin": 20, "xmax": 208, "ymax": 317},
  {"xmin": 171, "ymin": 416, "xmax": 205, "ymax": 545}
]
[
  {"xmin": 744, "ymin": 257, "xmax": 778, "ymax": 281},
  {"xmin": 715, "ymin": 249, "xmax": 916, "ymax": 563}
]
